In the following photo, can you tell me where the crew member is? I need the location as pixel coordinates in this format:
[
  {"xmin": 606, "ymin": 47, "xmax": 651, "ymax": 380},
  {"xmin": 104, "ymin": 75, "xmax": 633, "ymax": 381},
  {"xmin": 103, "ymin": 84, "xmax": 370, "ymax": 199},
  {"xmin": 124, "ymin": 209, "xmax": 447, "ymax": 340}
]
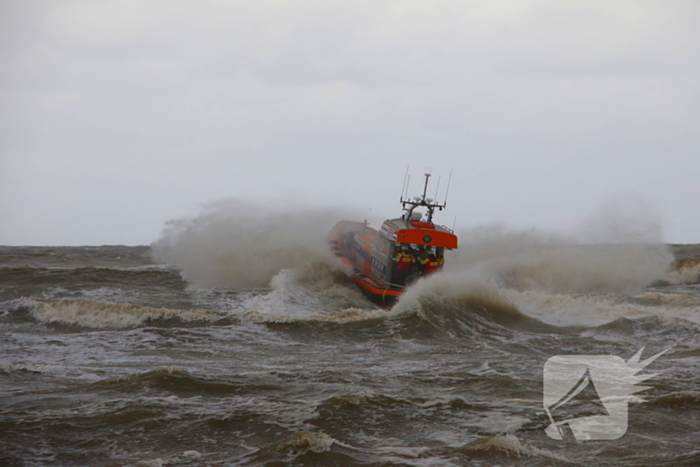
[
  {"xmin": 419, "ymin": 248, "xmax": 442, "ymax": 274},
  {"xmin": 416, "ymin": 248, "xmax": 429, "ymax": 273},
  {"xmin": 393, "ymin": 244, "xmax": 415, "ymax": 285}
]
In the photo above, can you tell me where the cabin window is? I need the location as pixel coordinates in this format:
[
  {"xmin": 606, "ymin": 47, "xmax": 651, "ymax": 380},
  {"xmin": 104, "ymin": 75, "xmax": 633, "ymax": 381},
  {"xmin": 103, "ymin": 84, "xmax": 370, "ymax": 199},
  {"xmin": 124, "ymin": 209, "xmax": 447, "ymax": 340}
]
[{"xmin": 375, "ymin": 237, "xmax": 390, "ymax": 256}]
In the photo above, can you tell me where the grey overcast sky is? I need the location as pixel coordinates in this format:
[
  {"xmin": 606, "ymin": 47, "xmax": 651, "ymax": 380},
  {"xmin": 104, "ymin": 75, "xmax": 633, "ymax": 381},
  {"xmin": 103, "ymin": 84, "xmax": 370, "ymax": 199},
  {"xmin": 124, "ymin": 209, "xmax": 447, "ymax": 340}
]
[{"xmin": 1, "ymin": 0, "xmax": 698, "ymax": 246}]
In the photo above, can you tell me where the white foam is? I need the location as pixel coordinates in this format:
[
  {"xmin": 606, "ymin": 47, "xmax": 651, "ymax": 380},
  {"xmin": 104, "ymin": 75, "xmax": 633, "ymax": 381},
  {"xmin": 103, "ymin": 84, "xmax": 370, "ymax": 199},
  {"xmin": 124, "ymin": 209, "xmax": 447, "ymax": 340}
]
[
  {"xmin": 472, "ymin": 413, "xmax": 530, "ymax": 434},
  {"xmin": 273, "ymin": 431, "xmax": 335, "ymax": 454},
  {"xmin": 462, "ymin": 434, "xmax": 565, "ymax": 460},
  {"xmin": 136, "ymin": 460, "xmax": 163, "ymax": 467},
  {"xmin": 0, "ymin": 360, "xmax": 68, "ymax": 374},
  {"xmin": 637, "ymin": 291, "xmax": 700, "ymax": 307},
  {"xmin": 236, "ymin": 262, "xmax": 385, "ymax": 323},
  {"xmin": 25, "ymin": 290, "xmax": 387, "ymax": 328},
  {"xmin": 389, "ymin": 269, "xmax": 504, "ymax": 317},
  {"xmin": 26, "ymin": 298, "xmax": 227, "ymax": 328},
  {"xmin": 230, "ymin": 306, "xmax": 388, "ymax": 324},
  {"xmin": 509, "ymin": 290, "xmax": 700, "ymax": 326}
]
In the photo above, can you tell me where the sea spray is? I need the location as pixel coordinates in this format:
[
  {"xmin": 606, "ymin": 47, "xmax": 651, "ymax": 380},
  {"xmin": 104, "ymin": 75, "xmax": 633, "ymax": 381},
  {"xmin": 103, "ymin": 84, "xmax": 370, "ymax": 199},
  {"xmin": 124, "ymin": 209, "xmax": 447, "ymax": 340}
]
[
  {"xmin": 574, "ymin": 195, "xmax": 665, "ymax": 245},
  {"xmin": 447, "ymin": 224, "xmax": 672, "ymax": 295},
  {"xmin": 151, "ymin": 199, "xmax": 357, "ymax": 289}
]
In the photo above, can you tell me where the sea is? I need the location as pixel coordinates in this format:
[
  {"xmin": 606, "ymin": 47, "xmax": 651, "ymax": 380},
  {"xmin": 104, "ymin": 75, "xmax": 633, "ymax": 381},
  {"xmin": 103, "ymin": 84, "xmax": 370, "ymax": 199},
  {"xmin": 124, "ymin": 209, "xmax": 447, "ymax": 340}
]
[{"xmin": 2, "ymin": 208, "xmax": 700, "ymax": 467}]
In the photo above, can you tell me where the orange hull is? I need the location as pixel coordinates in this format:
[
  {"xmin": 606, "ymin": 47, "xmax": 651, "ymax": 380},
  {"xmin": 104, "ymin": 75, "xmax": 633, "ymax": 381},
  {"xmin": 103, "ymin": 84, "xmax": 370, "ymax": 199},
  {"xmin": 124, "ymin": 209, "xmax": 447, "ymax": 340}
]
[{"xmin": 328, "ymin": 221, "xmax": 404, "ymax": 306}]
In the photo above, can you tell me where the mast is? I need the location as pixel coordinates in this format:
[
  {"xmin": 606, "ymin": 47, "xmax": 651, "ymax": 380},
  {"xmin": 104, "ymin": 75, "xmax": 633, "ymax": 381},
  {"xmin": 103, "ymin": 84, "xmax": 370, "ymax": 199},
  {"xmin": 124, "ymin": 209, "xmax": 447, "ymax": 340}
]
[{"xmin": 400, "ymin": 168, "xmax": 448, "ymax": 224}]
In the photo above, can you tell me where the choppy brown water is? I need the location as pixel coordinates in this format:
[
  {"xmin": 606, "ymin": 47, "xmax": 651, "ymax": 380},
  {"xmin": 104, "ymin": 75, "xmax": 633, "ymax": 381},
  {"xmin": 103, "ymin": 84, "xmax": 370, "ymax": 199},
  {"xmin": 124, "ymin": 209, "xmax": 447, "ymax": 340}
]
[{"xmin": 1, "ymin": 244, "xmax": 699, "ymax": 466}]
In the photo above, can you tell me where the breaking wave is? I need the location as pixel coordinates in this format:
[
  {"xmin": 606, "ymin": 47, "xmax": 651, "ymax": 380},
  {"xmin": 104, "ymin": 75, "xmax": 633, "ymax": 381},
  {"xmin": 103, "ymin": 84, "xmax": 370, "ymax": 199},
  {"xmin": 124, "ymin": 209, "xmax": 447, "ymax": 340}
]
[
  {"xmin": 25, "ymin": 299, "xmax": 228, "ymax": 328},
  {"xmin": 385, "ymin": 215, "xmax": 683, "ymax": 328},
  {"xmin": 20, "ymin": 296, "xmax": 387, "ymax": 329},
  {"xmin": 667, "ymin": 259, "xmax": 700, "ymax": 284},
  {"xmin": 461, "ymin": 434, "xmax": 566, "ymax": 460},
  {"xmin": 392, "ymin": 287, "xmax": 558, "ymax": 339},
  {"xmin": 269, "ymin": 431, "xmax": 336, "ymax": 455}
]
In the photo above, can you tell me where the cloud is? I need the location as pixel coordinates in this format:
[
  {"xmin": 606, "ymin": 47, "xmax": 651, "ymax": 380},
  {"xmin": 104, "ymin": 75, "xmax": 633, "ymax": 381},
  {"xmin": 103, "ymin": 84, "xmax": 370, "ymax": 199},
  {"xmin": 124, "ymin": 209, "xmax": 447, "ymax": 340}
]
[{"xmin": 1, "ymin": 0, "xmax": 699, "ymax": 244}]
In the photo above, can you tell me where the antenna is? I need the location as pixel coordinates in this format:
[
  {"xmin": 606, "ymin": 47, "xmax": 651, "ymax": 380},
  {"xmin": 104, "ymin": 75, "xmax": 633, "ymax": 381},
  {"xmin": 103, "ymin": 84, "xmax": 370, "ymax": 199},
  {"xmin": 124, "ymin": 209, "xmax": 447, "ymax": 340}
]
[
  {"xmin": 452, "ymin": 216, "xmax": 456, "ymax": 232},
  {"xmin": 434, "ymin": 175, "xmax": 441, "ymax": 201},
  {"xmin": 421, "ymin": 170, "xmax": 431, "ymax": 200},
  {"xmin": 443, "ymin": 169, "xmax": 453, "ymax": 206},
  {"xmin": 404, "ymin": 175, "xmax": 411, "ymax": 205},
  {"xmin": 400, "ymin": 164, "xmax": 410, "ymax": 201}
]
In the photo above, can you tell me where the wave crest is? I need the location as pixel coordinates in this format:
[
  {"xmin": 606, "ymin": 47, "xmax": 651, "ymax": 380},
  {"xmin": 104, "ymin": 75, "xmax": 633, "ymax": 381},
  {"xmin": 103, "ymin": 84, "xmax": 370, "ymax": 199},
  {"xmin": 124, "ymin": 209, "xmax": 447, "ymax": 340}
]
[
  {"xmin": 461, "ymin": 434, "xmax": 565, "ymax": 460},
  {"xmin": 27, "ymin": 299, "xmax": 226, "ymax": 328}
]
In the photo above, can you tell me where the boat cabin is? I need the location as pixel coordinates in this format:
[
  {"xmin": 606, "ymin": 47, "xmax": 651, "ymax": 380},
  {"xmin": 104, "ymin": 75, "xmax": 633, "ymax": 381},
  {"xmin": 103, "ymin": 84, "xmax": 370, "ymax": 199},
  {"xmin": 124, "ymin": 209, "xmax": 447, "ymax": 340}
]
[{"xmin": 370, "ymin": 212, "xmax": 457, "ymax": 286}]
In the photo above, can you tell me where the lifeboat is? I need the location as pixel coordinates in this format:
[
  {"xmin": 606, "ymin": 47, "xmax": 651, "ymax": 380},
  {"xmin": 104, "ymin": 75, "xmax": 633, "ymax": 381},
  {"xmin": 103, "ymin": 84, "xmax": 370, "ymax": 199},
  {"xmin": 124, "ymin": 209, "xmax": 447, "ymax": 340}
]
[{"xmin": 328, "ymin": 170, "xmax": 458, "ymax": 306}]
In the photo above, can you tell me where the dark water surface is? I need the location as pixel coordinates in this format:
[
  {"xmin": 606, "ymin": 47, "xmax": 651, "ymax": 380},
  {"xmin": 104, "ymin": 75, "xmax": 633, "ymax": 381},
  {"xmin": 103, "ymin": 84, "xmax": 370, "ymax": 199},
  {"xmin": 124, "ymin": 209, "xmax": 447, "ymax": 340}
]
[{"xmin": 1, "ymin": 245, "xmax": 699, "ymax": 466}]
